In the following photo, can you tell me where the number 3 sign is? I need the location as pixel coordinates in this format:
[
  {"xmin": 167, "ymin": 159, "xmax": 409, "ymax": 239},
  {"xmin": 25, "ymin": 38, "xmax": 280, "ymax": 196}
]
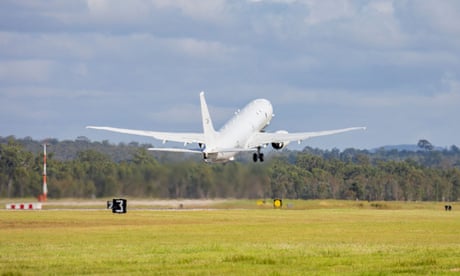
[{"xmin": 109, "ymin": 198, "xmax": 127, "ymax": 214}]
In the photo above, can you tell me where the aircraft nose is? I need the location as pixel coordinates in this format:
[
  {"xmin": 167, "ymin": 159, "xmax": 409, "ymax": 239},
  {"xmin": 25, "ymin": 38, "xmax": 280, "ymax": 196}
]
[
  {"xmin": 262, "ymin": 99, "xmax": 273, "ymax": 117},
  {"xmin": 253, "ymin": 98, "xmax": 273, "ymax": 119}
]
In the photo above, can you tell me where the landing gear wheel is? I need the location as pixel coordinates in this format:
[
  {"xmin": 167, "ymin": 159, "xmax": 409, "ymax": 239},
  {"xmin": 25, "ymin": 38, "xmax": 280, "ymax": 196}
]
[
  {"xmin": 253, "ymin": 148, "xmax": 264, "ymax": 162},
  {"xmin": 253, "ymin": 153, "xmax": 258, "ymax": 162}
]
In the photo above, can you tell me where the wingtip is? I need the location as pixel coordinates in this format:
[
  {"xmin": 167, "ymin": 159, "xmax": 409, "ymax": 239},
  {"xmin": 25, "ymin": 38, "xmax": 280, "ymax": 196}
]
[{"xmin": 86, "ymin": 126, "xmax": 103, "ymax": 130}]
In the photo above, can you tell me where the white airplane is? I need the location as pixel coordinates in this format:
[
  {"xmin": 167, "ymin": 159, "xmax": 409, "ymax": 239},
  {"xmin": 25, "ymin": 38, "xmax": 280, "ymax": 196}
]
[{"xmin": 87, "ymin": 92, "xmax": 365, "ymax": 163}]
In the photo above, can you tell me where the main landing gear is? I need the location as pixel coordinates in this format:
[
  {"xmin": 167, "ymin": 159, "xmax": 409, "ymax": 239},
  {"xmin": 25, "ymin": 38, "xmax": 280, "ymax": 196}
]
[{"xmin": 253, "ymin": 147, "xmax": 264, "ymax": 162}]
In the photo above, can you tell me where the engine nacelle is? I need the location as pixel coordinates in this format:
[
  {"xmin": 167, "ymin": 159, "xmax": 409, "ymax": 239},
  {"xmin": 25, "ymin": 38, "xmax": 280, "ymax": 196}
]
[{"xmin": 271, "ymin": 130, "xmax": 289, "ymax": 150}]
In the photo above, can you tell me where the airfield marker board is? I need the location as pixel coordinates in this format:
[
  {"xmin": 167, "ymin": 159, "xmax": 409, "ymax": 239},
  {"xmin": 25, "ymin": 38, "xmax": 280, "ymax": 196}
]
[
  {"xmin": 6, "ymin": 203, "xmax": 42, "ymax": 210},
  {"xmin": 111, "ymin": 198, "xmax": 127, "ymax": 214}
]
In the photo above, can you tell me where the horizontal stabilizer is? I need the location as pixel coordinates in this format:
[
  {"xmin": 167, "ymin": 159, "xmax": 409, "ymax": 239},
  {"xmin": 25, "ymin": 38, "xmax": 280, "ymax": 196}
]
[
  {"xmin": 147, "ymin": 148, "xmax": 203, "ymax": 154},
  {"xmin": 214, "ymin": 148, "xmax": 258, "ymax": 153}
]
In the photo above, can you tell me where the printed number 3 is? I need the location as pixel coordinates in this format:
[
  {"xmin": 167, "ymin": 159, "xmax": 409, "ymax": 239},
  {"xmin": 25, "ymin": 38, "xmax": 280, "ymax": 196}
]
[{"xmin": 115, "ymin": 199, "xmax": 124, "ymax": 213}]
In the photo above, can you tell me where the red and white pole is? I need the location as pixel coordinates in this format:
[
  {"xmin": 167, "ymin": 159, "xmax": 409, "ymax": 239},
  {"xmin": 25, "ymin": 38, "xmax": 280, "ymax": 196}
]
[
  {"xmin": 38, "ymin": 143, "xmax": 48, "ymax": 202},
  {"xmin": 43, "ymin": 143, "xmax": 48, "ymax": 199}
]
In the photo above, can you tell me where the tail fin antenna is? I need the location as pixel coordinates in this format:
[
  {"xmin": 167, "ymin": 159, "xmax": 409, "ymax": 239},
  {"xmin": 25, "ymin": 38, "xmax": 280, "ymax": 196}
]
[{"xmin": 199, "ymin": 91, "xmax": 217, "ymax": 147}]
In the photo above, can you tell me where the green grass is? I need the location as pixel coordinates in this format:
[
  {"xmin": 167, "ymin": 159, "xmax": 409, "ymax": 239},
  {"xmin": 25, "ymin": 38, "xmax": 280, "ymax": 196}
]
[{"xmin": 1, "ymin": 200, "xmax": 460, "ymax": 275}]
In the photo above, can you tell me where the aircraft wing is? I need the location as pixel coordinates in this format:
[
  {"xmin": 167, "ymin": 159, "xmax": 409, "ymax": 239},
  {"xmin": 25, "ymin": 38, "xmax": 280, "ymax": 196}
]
[
  {"xmin": 247, "ymin": 127, "xmax": 366, "ymax": 148},
  {"xmin": 86, "ymin": 126, "xmax": 205, "ymax": 144},
  {"xmin": 147, "ymin": 147, "xmax": 256, "ymax": 153},
  {"xmin": 148, "ymin": 148, "xmax": 204, "ymax": 153}
]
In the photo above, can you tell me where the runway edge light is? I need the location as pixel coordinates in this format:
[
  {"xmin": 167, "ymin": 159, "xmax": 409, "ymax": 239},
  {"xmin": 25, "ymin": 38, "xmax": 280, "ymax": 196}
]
[{"xmin": 273, "ymin": 199, "xmax": 282, "ymax": 209}]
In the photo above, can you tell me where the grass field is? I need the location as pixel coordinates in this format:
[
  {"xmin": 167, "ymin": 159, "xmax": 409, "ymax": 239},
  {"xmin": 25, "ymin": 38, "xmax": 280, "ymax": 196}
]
[{"xmin": 1, "ymin": 200, "xmax": 460, "ymax": 275}]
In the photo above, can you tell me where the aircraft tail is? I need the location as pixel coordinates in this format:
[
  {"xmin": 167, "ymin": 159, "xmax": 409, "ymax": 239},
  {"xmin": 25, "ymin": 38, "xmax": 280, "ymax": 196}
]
[{"xmin": 199, "ymin": 91, "xmax": 217, "ymax": 148}]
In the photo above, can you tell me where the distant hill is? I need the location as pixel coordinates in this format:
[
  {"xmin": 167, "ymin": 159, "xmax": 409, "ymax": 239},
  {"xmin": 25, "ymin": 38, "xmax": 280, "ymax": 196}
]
[{"xmin": 372, "ymin": 144, "xmax": 445, "ymax": 152}]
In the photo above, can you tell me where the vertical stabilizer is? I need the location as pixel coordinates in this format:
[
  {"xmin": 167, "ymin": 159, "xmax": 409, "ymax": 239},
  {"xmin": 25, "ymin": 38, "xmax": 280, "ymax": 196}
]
[{"xmin": 199, "ymin": 91, "xmax": 217, "ymax": 147}]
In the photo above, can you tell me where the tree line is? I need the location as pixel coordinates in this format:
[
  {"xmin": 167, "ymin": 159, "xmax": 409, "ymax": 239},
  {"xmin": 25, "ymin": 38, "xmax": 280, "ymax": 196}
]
[{"xmin": 1, "ymin": 136, "xmax": 460, "ymax": 201}]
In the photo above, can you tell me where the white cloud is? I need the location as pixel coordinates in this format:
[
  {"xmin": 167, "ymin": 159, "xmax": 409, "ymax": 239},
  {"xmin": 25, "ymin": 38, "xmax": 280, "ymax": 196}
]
[
  {"xmin": 73, "ymin": 63, "xmax": 88, "ymax": 77},
  {"xmin": 433, "ymin": 72, "xmax": 460, "ymax": 105},
  {"xmin": 0, "ymin": 32, "xmax": 94, "ymax": 60},
  {"xmin": 304, "ymin": 0, "xmax": 355, "ymax": 26},
  {"xmin": 1, "ymin": 31, "xmax": 233, "ymax": 63},
  {"xmin": 86, "ymin": 0, "xmax": 152, "ymax": 22},
  {"xmin": 364, "ymin": 1, "xmax": 394, "ymax": 16},
  {"xmin": 1, "ymin": 0, "xmax": 460, "ymax": 148},
  {"xmin": 395, "ymin": 1, "xmax": 460, "ymax": 50},
  {"xmin": 0, "ymin": 59, "xmax": 55, "ymax": 83},
  {"xmin": 83, "ymin": 0, "xmax": 231, "ymax": 24},
  {"xmin": 147, "ymin": 103, "xmax": 200, "ymax": 125},
  {"xmin": 257, "ymin": 76, "xmax": 460, "ymax": 110},
  {"xmin": 152, "ymin": 0, "xmax": 229, "ymax": 22},
  {"xmin": 168, "ymin": 37, "xmax": 235, "ymax": 60},
  {"xmin": 408, "ymin": 0, "xmax": 460, "ymax": 35},
  {"xmin": 0, "ymin": 86, "xmax": 109, "ymax": 99}
]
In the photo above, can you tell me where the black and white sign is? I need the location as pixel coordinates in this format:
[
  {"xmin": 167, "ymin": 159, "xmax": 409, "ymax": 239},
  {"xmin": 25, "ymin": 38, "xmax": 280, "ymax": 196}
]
[{"xmin": 111, "ymin": 198, "xmax": 127, "ymax": 214}]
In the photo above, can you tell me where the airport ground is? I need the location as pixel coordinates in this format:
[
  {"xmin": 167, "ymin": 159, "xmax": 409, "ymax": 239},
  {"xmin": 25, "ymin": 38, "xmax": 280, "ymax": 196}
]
[{"xmin": 1, "ymin": 199, "xmax": 460, "ymax": 275}]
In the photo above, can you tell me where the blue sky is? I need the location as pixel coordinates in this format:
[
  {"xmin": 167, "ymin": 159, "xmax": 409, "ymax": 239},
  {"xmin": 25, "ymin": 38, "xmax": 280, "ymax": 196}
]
[{"xmin": 1, "ymin": 0, "xmax": 459, "ymax": 150}]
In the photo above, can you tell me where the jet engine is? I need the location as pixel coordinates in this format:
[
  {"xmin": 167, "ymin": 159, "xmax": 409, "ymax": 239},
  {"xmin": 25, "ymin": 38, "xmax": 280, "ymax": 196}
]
[{"xmin": 271, "ymin": 130, "xmax": 289, "ymax": 150}]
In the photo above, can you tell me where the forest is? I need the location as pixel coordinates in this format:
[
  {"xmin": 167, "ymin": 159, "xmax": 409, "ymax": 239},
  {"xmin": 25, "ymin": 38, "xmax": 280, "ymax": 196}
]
[{"xmin": 1, "ymin": 135, "xmax": 460, "ymax": 201}]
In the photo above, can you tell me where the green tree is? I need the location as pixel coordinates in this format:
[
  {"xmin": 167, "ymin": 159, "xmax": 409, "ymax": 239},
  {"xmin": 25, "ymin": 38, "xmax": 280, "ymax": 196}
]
[{"xmin": 0, "ymin": 139, "xmax": 33, "ymax": 197}]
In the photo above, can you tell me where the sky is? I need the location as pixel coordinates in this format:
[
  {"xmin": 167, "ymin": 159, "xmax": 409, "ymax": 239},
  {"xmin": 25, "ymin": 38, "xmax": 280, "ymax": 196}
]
[{"xmin": 1, "ymin": 0, "xmax": 459, "ymax": 150}]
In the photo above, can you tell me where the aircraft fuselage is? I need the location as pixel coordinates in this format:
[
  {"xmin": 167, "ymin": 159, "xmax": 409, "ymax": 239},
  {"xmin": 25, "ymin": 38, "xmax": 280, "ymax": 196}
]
[{"xmin": 204, "ymin": 99, "xmax": 273, "ymax": 163}]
